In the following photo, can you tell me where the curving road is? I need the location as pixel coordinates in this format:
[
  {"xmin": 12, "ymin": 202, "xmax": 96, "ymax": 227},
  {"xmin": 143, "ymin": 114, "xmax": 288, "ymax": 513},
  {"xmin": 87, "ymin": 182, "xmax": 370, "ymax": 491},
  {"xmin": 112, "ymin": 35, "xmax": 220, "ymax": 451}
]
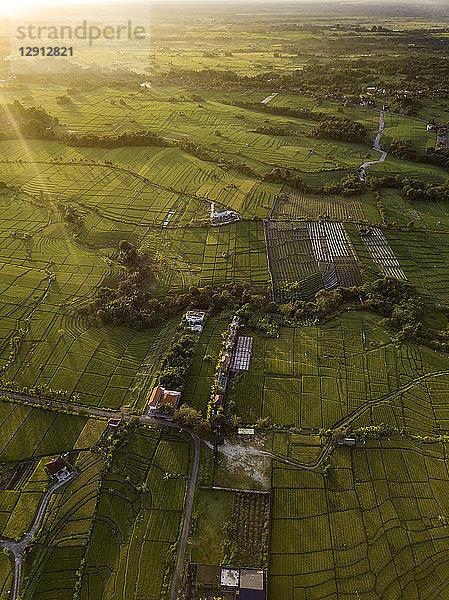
[
  {"xmin": 0, "ymin": 472, "xmax": 77, "ymax": 600},
  {"xmin": 265, "ymin": 370, "xmax": 449, "ymax": 471},
  {"xmin": 0, "ymin": 390, "xmax": 201, "ymax": 600},
  {"xmin": 358, "ymin": 110, "xmax": 387, "ymax": 182},
  {"xmin": 2, "ymin": 370, "xmax": 449, "ymax": 598}
]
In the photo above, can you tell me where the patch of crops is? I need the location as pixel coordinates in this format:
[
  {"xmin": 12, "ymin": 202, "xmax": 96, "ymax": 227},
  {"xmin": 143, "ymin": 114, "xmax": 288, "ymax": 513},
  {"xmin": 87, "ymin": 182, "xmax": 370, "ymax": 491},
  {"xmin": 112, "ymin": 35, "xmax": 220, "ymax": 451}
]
[
  {"xmin": 81, "ymin": 426, "xmax": 191, "ymax": 600},
  {"xmin": 231, "ymin": 315, "xmax": 449, "ymax": 432},
  {"xmin": 356, "ymin": 225, "xmax": 406, "ymax": 279},
  {"xmin": 0, "ymin": 401, "xmax": 106, "ymax": 462},
  {"xmin": 223, "ymin": 492, "xmax": 270, "ymax": 568},
  {"xmin": 274, "ymin": 190, "xmax": 368, "ymax": 221},
  {"xmin": 23, "ymin": 451, "xmax": 103, "ymax": 600},
  {"xmin": 265, "ymin": 221, "xmax": 361, "ymax": 300},
  {"xmin": 269, "ymin": 440, "xmax": 449, "ymax": 599}
]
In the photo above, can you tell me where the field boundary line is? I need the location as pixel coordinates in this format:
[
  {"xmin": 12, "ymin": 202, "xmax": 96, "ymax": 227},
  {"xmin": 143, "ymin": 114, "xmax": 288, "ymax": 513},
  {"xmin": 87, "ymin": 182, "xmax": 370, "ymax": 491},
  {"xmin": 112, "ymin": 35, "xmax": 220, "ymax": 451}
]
[{"xmin": 268, "ymin": 370, "xmax": 449, "ymax": 471}]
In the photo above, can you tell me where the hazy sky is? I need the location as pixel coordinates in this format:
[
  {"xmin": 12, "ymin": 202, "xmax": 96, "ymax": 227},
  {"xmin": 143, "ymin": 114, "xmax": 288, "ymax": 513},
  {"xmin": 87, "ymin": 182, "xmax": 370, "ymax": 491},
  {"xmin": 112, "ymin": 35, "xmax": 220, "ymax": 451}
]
[
  {"xmin": 3, "ymin": 0, "xmax": 332, "ymax": 18},
  {"xmin": 2, "ymin": 0, "xmax": 350, "ymax": 15},
  {"xmin": 3, "ymin": 0, "xmax": 443, "ymax": 18}
]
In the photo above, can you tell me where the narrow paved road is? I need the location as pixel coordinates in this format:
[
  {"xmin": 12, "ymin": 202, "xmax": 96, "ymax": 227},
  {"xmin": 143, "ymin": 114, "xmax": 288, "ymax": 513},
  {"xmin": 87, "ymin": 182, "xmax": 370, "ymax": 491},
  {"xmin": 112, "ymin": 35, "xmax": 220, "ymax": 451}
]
[
  {"xmin": 266, "ymin": 370, "xmax": 449, "ymax": 471},
  {"xmin": 3, "ymin": 369, "xmax": 448, "ymax": 597},
  {"xmin": 0, "ymin": 391, "xmax": 201, "ymax": 600},
  {"xmin": 0, "ymin": 472, "xmax": 77, "ymax": 600},
  {"xmin": 358, "ymin": 110, "xmax": 387, "ymax": 182}
]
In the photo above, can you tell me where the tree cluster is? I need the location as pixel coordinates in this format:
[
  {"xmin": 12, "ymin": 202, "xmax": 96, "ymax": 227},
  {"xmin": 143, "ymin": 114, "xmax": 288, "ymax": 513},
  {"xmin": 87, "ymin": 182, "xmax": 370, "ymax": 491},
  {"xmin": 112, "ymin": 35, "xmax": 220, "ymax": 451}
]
[
  {"xmin": 159, "ymin": 333, "xmax": 197, "ymax": 390},
  {"xmin": 239, "ymin": 277, "xmax": 448, "ymax": 350},
  {"xmin": 262, "ymin": 168, "xmax": 308, "ymax": 191},
  {"xmin": 311, "ymin": 116, "xmax": 368, "ymax": 144},
  {"xmin": 319, "ymin": 174, "xmax": 364, "ymax": 196},
  {"xmin": 0, "ymin": 101, "xmax": 60, "ymax": 139},
  {"xmin": 79, "ymin": 276, "xmax": 252, "ymax": 330}
]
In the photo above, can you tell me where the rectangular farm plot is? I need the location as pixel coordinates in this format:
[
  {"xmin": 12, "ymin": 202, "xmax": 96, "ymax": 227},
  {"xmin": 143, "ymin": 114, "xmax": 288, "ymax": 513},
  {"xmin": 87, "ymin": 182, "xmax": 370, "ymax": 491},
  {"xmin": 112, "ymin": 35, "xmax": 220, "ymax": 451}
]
[
  {"xmin": 269, "ymin": 441, "xmax": 449, "ymax": 600},
  {"xmin": 307, "ymin": 221, "xmax": 362, "ymax": 288},
  {"xmin": 380, "ymin": 230, "xmax": 449, "ymax": 302},
  {"xmin": 265, "ymin": 220, "xmax": 362, "ymax": 301},
  {"xmin": 232, "ymin": 336, "xmax": 253, "ymax": 370},
  {"xmin": 263, "ymin": 377, "xmax": 302, "ymax": 426},
  {"xmin": 265, "ymin": 221, "xmax": 323, "ymax": 300},
  {"xmin": 356, "ymin": 226, "xmax": 406, "ymax": 279},
  {"xmin": 275, "ymin": 190, "xmax": 369, "ymax": 221}
]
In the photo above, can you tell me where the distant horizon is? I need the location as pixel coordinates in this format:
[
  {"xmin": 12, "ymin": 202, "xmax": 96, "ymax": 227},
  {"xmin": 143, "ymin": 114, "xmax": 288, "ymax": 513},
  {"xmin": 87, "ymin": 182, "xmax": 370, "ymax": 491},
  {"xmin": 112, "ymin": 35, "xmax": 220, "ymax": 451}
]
[{"xmin": 3, "ymin": 0, "xmax": 448, "ymax": 19}]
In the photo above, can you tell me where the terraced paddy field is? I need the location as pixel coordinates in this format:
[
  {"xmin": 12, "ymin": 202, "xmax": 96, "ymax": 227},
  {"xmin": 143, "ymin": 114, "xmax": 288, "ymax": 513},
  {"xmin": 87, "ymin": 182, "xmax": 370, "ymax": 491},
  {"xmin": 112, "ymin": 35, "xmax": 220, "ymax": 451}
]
[
  {"xmin": 269, "ymin": 439, "xmax": 449, "ymax": 600},
  {"xmin": 273, "ymin": 190, "xmax": 378, "ymax": 222},
  {"xmin": 1, "ymin": 35, "xmax": 449, "ymax": 600},
  {"xmin": 0, "ymin": 400, "xmax": 107, "ymax": 461},
  {"xmin": 266, "ymin": 220, "xmax": 361, "ymax": 299},
  {"xmin": 0, "ymin": 84, "xmax": 414, "ymax": 191},
  {"xmin": 0, "ymin": 190, "xmax": 180, "ymax": 408},
  {"xmin": 347, "ymin": 226, "xmax": 449, "ymax": 302},
  {"xmin": 81, "ymin": 425, "xmax": 191, "ymax": 600},
  {"xmin": 22, "ymin": 451, "xmax": 104, "ymax": 600},
  {"xmin": 0, "ymin": 146, "xmax": 276, "ymax": 225},
  {"xmin": 0, "ymin": 554, "xmax": 12, "ymax": 597},
  {"xmin": 230, "ymin": 314, "xmax": 449, "ymax": 434},
  {"xmin": 0, "ymin": 457, "xmax": 50, "ymax": 540},
  {"xmin": 144, "ymin": 221, "xmax": 270, "ymax": 294}
]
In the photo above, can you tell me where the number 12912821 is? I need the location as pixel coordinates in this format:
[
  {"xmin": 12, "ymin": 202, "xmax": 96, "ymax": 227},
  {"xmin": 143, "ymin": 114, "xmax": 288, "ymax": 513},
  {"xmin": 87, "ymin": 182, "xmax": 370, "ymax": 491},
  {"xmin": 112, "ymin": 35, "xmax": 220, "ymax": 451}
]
[{"xmin": 19, "ymin": 47, "xmax": 73, "ymax": 57}]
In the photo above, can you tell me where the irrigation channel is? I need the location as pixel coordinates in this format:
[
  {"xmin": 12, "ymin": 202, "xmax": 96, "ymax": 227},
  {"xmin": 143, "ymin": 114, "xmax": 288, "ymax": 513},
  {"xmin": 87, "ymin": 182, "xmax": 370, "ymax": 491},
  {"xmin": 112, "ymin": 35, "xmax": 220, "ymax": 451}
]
[{"xmin": 2, "ymin": 369, "xmax": 449, "ymax": 598}]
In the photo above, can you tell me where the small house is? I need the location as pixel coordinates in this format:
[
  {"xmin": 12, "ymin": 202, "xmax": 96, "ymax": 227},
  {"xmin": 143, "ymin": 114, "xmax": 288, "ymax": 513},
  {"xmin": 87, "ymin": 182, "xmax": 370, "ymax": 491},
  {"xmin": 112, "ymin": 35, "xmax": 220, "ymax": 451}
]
[
  {"xmin": 148, "ymin": 386, "xmax": 181, "ymax": 412},
  {"xmin": 185, "ymin": 310, "xmax": 206, "ymax": 325},
  {"xmin": 221, "ymin": 568, "xmax": 239, "ymax": 588},
  {"xmin": 212, "ymin": 208, "xmax": 239, "ymax": 226},
  {"xmin": 239, "ymin": 569, "xmax": 266, "ymax": 599},
  {"xmin": 160, "ymin": 390, "xmax": 181, "ymax": 410},
  {"xmin": 214, "ymin": 393, "xmax": 224, "ymax": 407},
  {"xmin": 238, "ymin": 428, "xmax": 255, "ymax": 435},
  {"xmin": 46, "ymin": 456, "xmax": 70, "ymax": 482},
  {"xmin": 185, "ymin": 310, "xmax": 206, "ymax": 331},
  {"xmin": 337, "ymin": 437, "xmax": 356, "ymax": 446},
  {"xmin": 148, "ymin": 386, "xmax": 164, "ymax": 411}
]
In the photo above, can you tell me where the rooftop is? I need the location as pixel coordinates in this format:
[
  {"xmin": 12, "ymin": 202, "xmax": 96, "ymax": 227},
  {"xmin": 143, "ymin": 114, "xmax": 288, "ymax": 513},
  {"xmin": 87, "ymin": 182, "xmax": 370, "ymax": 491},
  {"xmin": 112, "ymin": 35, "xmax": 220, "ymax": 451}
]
[
  {"xmin": 148, "ymin": 386, "xmax": 163, "ymax": 408},
  {"xmin": 46, "ymin": 456, "xmax": 67, "ymax": 476},
  {"xmin": 221, "ymin": 568, "xmax": 239, "ymax": 588},
  {"xmin": 240, "ymin": 569, "xmax": 264, "ymax": 591},
  {"xmin": 160, "ymin": 390, "xmax": 181, "ymax": 408}
]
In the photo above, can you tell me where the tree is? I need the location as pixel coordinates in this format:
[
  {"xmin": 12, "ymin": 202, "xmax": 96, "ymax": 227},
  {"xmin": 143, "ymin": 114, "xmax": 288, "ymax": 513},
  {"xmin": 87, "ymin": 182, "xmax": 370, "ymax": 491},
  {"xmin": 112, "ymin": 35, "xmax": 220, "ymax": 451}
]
[{"xmin": 173, "ymin": 404, "xmax": 203, "ymax": 427}]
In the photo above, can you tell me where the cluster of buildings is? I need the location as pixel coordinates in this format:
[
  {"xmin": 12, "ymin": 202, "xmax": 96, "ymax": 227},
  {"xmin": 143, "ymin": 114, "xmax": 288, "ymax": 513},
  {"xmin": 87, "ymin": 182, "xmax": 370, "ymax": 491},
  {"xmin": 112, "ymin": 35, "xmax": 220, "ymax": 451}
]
[
  {"xmin": 185, "ymin": 309, "xmax": 206, "ymax": 333},
  {"xmin": 45, "ymin": 456, "xmax": 71, "ymax": 482},
  {"xmin": 212, "ymin": 315, "xmax": 241, "ymax": 411},
  {"xmin": 148, "ymin": 386, "xmax": 182, "ymax": 413},
  {"xmin": 210, "ymin": 203, "xmax": 239, "ymax": 227},
  {"xmin": 148, "ymin": 311, "xmax": 208, "ymax": 413},
  {"xmin": 191, "ymin": 564, "xmax": 266, "ymax": 600}
]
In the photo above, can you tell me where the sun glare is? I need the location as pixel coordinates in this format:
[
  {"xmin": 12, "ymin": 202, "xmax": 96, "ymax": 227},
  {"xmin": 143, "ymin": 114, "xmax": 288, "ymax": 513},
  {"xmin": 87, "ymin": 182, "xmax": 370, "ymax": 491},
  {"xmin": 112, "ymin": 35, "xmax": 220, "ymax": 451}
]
[{"xmin": 0, "ymin": 0, "xmax": 104, "ymax": 18}]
